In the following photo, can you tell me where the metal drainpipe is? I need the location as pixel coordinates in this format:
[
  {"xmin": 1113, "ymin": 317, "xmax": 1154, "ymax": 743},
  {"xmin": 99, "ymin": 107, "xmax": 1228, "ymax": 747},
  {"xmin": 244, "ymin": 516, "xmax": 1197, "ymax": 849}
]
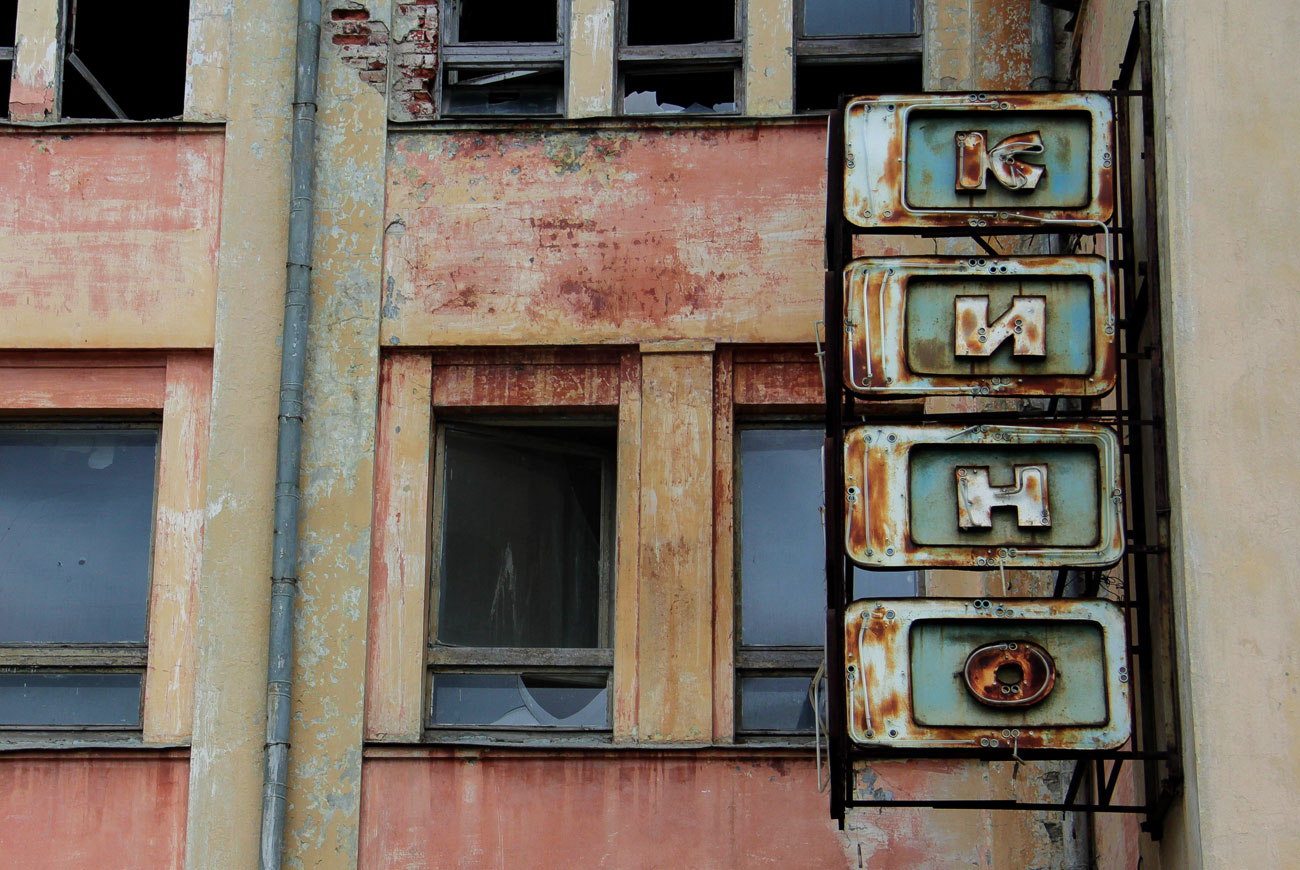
[
  {"xmin": 1030, "ymin": 0, "xmax": 1055, "ymax": 91},
  {"xmin": 259, "ymin": 0, "xmax": 321, "ymax": 866}
]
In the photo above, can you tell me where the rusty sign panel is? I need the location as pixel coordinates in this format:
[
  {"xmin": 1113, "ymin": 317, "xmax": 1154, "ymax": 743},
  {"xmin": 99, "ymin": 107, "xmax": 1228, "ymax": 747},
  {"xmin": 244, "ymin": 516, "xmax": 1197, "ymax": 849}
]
[
  {"xmin": 842, "ymin": 255, "xmax": 1116, "ymax": 397},
  {"xmin": 844, "ymin": 598, "xmax": 1131, "ymax": 750},
  {"xmin": 843, "ymin": 93, "xmax": 1115, "ymax": 230},
  {"xmin": 844, "ymin": 423, "xmax": 1123, "ymax": 569}
]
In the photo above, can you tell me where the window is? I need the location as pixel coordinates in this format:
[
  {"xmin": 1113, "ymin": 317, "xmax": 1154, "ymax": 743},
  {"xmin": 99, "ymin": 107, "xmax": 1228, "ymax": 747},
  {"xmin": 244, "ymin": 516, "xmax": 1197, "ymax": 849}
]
[
  {"xmin": 59, "ymin": 0, "xmax": 189, "ymax": 120},
  {"xmin": 794, "ymin": 0, "xmax": 922, "ymax": 112},
  {"xmin": 735, "ymin": 426, "xmax": 916, "ymax": 736},
  {"xmin": 0, "ymin": 424, "xmax": 159, "ymax": 729},
  {"xmin": 427, "ymin": 422, "xmax": 616, "ymax": 732},
  {"xmin": 618, "ymin": 0, "xmax": 740, "ymax": 114},
  {"xmin": 437, "ymin": 0, "xmax": 566, "ymax": 116}
]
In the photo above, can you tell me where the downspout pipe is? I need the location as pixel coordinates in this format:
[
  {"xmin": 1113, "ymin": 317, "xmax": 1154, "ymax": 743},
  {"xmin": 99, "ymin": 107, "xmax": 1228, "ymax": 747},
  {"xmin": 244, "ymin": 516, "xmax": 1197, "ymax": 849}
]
[{"xmin": 259, "ymin": 0, "xmax": 321, "ymax": 866}]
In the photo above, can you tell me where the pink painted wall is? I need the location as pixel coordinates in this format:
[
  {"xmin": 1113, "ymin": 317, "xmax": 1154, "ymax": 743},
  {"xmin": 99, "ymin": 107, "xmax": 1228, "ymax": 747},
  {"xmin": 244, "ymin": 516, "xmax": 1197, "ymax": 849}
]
[
  {"xmin": 0, "ymin": 130, "xmax": 224, "ymax": 348},
  {"xmin": 0, "ymin": 751, "xmax": 188, "ymax": 870},
  {"xmin": 360, "ymin": 752, "xmax": 853, "ymax": 869},
  {"xmin": 383, "ymin": 124, "xmax": 829, "ymax": 346}
]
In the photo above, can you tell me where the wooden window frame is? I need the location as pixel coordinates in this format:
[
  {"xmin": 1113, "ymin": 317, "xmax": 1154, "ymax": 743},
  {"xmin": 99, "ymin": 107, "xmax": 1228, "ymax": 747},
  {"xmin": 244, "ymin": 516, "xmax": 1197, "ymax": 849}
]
[
  {"xmin": 792, "ymin": 0, "xmax": 924, "ymax": 114},
  {"xmin": 425, "ymin": 419, "xmax": 618, "ymax": 736},
  {"xmin": 0, "ymin": 352, "xmax": 211, "ymax": 744},
  {"xmin": 0, "ymin": 421, "xmax": 161, "ymax": 732},
  {"xmin": 436, "ymin": 0, "xmax": 569, "ymax": 118},
  {"xmin": 615, "ymin": 0, "xmax": 745, "ymax": 115}
]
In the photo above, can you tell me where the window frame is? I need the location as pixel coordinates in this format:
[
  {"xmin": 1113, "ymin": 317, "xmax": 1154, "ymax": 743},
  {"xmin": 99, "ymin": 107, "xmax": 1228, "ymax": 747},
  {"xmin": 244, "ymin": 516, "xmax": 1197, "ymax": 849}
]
[
  {"xmin": 615, "ymin": 0, "xmax": 745, "ymax": 115},
  {"xmin": 732, "ymin": 418, "xmax": 923, "ymax": 740},
  {"xmin": 792, "ymin": 0, "xmax": 925, "ymax": 113},
  {"xmin": 435, "ymin": 0, "xmax": 569, "ymax": 118},
  {"xmin": 0, "ymin": 420, "xmax": 162, "ymax": 731},
  {"xmin": 424, "ymin": 417, "xmax": 619, "ymax": 736}
]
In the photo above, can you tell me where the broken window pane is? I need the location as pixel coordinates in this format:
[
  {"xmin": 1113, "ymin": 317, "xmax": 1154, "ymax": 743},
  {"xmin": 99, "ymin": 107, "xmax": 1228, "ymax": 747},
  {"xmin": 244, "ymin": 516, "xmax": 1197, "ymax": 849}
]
[
  {"xmin": 738, "ymin": 676, "xmax": 826, "ymax": 732},
  {"xmin": 623, "ymin": 69, "xmax": 735, "ymax": 114},
  {"xmin": 626, "ymin": 0, "xmax": 734, "ymax": 45},
  {"xmin": 0, "ymin": 0, "xmax": 14, "ymax": 116},
  {"xmin": 61, "ymin": 0, "xmax": 189, "ymax": 120},
  {"xmin": 436, "ymin": 426, "xmax": 612, "ymax": 649},
  {"xmin": 794, "ymin": 59, "xmax": 922, "ymax": 112},
  {"xmin": 0, "ymin": 673, "xmax": 143, "ymax": 727},
  {"xmin": 456, "ymin": 0, "xmax": 558, "ymax": 43},
  {"xmin": 431, "ymin": 673, "xmax": 609, "ymax": 728},
  {"xmin": 802, "ymin": 0, "xmax": 915, "ymax": 36},
  {"xmin": 0, "ymin": 428, "xmax": 158, "ymax": 644},
  {"xmin": 442, "ymin": 67, "xmax": 563, "ymax": 115}
]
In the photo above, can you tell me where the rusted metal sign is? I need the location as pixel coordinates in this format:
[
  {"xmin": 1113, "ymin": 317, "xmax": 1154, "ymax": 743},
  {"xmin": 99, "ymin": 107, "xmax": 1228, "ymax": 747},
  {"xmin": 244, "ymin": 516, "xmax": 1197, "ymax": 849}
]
[
  {"xmin": 844, "ymin": 598, "xmax": 1131, "ymax": 750},
  {"xmin": 843, "ymin": 93, "xmax": 1115, "ymax": 230},
  {"xmin": 844, "ymin": 423, "xmax": 1123, "ymax": 569},
  {"xmin": 842, "ymin": 255, "xmax": 1116, "ymax": 397}
]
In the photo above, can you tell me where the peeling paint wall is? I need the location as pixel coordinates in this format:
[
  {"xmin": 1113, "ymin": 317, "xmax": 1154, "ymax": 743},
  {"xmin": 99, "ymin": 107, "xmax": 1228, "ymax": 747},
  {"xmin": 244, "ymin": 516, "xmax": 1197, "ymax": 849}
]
[
  {"xmin": 0, "ymin": 131, "xmax": 223, "ymax": 348},
  {"xmin": 0, "ymin": 752, "xmax": 189, "ymax": 870},
  {"xmin": 383, "ymin": 124, "xmax": 827, "ymax": 346}
]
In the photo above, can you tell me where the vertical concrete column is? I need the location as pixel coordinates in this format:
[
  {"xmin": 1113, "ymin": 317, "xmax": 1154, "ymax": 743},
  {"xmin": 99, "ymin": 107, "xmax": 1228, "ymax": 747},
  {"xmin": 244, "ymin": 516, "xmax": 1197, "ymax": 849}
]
[
  {"xmin": 278, "ymin": 0, "xmax": 390, "ymax": 866},
  {"xmin": 635, "ymin": 345, "xmax": 715, "ymax": 742},
  {"xmin": 568, "ymin": 0, "xmax": 615, "ymax": 117},
  {"xmin": 184, "ymin": 0, "xmax": 230, "ymax": 121},
  {"xmin": 185, "ymin": 0, "xmax": 296, "ymax": 866},
  {"xmin": 9, "ymin": 0, "xmax": 59, "ymax": 119},
  {"xmin": 745, "ymin": 0, "xmax": 794, "ymax": 115}
]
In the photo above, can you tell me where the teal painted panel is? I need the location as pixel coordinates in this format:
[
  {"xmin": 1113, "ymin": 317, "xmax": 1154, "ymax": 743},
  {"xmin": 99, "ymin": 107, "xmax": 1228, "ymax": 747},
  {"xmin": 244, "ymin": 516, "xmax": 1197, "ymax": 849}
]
[
  {"xmin": 905, "ymin": 276, "xmax": 1094, "ymax": 376},
  {"xmin": 909, "ymin": 618, "xmax": 1108, "ymax": 727},
  {"xmin": 904, "ymin": 110, "xmax": 1093, "ymax": 209},
  {"xmin": 907, "ymin": 444, "xmax": 1101, "ymax": 547}
]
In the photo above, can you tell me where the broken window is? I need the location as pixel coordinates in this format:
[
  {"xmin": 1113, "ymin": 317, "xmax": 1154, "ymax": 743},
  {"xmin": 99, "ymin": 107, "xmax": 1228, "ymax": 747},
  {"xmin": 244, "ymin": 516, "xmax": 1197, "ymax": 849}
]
[
  {"xmin": 59, "ymin": 0, "xmax": 189, "ymax": 120},
  {"xmin": 0, "ymin": 425, "xmax": 159, "ymax": 729},
  {"xmin": 437, "ymin": 0, "xmax": 566, "ymax": 116},
  {"xmin": 0, "ymin": 0, "xmax": 16, "ymax": 117},
  {"xmin": 794, "ymin": 0, "xmax": 922, "ymax": 113},
  {"xmin": 618, "ymin": 0, "xmax": 740, "ymax": 114},
  {"xmin": 428, "ymin": 422, "xmax": 616, "ymax": 732},
  {"xmin": 735, "ymin": 427, "xmax": 916, "ymax": 736}
]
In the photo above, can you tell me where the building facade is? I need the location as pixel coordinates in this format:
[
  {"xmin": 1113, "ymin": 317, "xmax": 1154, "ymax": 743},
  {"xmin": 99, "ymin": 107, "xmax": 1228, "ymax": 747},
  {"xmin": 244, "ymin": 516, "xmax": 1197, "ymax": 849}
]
[{"xmin": 0, "ymin": 0, "xmax": 1295, "ymax": 867}]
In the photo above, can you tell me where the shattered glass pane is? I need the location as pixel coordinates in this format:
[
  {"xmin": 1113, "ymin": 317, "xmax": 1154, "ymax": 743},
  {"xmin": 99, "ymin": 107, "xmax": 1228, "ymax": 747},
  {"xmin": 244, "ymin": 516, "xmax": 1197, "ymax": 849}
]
[
  {"xmin": 802, "ymin": 0, "xmax": 915, "ymax": 36},
  {"xmin": 0, "ymin": 428, "xmax": 157, "ymax": 643},
  {"xmin": 623, "ymin": 69, "xmax": 736, "ymax": 115},
  {"xmin": 443, "ymin": 67, "xmax": 563, "ymax": 115},
  {"xmin": 432, "ymin": 673, "xmax": 609, "ymax": 728},
  {"xmin": 0, "ymin": 673, "xmax": 143, "ymax": 727}
]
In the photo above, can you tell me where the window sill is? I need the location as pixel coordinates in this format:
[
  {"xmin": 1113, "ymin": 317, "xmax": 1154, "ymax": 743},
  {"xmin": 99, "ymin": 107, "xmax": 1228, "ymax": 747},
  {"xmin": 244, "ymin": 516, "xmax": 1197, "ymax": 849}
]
[
  {"xmin": 389, "ymin": 114, "xmax": 828, "ymax": 133},
  {"xmin": 0, "ymin": 733, "xmax": 189, "ymax": 753},
  {"xmin": 0, "ymin": 119, "xmax": 225, "ymax": 133},
  {"xmin": 368, "ymin": 738, "xmax": 821, "ymax": 758}
]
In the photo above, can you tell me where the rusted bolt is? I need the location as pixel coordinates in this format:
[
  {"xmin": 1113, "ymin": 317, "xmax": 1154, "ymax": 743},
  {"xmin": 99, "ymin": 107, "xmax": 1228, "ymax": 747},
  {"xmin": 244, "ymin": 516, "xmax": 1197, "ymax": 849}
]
[
  {"xmin": 882, "ymin": 209, "xmax": 893, "ymax": 218},
  {"xmin": 1002, "ymin": 730, "xmax": 1012, "ymax": 738},
  {"xmin": 979, "ymin": 335, "xmax": 987, "ymax": 343},
  {"xmin": 957, "ymin": 132, "xmax": 967, "ymax": 141},
  {"xmin": 885, "ymin": 547, "xmax": 894, "ymax": 556},
  {"xmin": 957, "ymin": 468, "xmax": 967, "ymax": 477},
  {"xmin": 980, "ymin": 738, "xmax": 990, "ymax": 746},
  {"xmin": 887, "ymin": 433, "xmax": 896, "ymax": 442},
  {"xmin": 885, "ymin": 610, "xmax": 895, "ymax": 620},
  {"xmin": 976, "ymin": 557, "xmax": 987, "ymax": 566}
]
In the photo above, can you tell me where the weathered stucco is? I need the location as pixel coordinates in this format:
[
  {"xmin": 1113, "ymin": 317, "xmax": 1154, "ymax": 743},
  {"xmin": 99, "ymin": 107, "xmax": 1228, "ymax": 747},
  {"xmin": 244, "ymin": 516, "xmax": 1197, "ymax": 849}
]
[
  {"xmin": 0, "ymin": 752, "xmax": 189, "ymax": 870},
  {"xmin": 1155, "ymin": 0, "xmax": 1300, "ymax": 866},
  {"xmin": 184, "ymin": 0, "xmax": 296, "ymax": 865},
  {"xmin": 383, "ymin": 123, "xmax": 828, "ymax": 346},
  {"xmin": 0, "ymin": 131, "xmax": 223, "ymax": 349}
]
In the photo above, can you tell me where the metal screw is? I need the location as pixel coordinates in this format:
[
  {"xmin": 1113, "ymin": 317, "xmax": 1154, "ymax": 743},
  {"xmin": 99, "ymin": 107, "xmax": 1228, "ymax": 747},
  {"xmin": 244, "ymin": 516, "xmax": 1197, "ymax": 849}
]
[
  {"xmin": 889, "ymin": 729, "xmax": 898, "ymax": 737},
  {"xmin": 885, "ymin": 547, "xmax": 894, "ymax": 556},
  {"xmin": 980, "ymin": 738, "xmax": 990, "ymax": 746},
  {"xmin": 885, "ymin": 610, "xmax": 895, "ymax": 620}
]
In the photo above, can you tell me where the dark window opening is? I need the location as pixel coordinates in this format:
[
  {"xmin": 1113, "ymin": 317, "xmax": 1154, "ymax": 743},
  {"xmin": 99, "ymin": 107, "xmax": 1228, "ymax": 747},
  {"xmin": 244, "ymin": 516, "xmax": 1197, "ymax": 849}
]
[
  {"xmin": 457, "ymin": 0, "xmax": 557, "ymax": 43},
  {"xmin": 429, "ymin": 422, "xmax": 616, "ymax": 732},
  {"xmin": 802, "ymin": 0, "xmax": 916, "ymax": 36},
  {"xmin": 61, "ymin": 0, "xmax": 189, "ymax": 120},
  {"xmin": 626, "ymin": 0, "xmax": 734, "ymax": 45},
  {"xmin": 442, "ymin": 67, "xmax": 563, "ymax": 115},
  {"xmin": 794, "ymin": 59, "xmax": 922, "ymax": 113},
  {"xmin": 624, "ymin": 67, "xmax": 736, "ymax": 114}
]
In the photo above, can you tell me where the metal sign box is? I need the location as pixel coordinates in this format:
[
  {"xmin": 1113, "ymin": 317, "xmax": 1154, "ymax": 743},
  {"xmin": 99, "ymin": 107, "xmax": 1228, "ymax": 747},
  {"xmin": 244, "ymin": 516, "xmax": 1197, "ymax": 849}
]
[
  {"xmin": 845, "ymin": 598, "xmax": 1131, "ymax": 750},
  {"xmin": 843, "ymin": 93, "xmax": 1115, "ymax": 231},
  {"xmin": 842, "ymin": 255, "xmax": 1116, "ymax": 397},
  {"xmin": 844, "ymin": 423, "xmax": 1124, "ymax": 569}
]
